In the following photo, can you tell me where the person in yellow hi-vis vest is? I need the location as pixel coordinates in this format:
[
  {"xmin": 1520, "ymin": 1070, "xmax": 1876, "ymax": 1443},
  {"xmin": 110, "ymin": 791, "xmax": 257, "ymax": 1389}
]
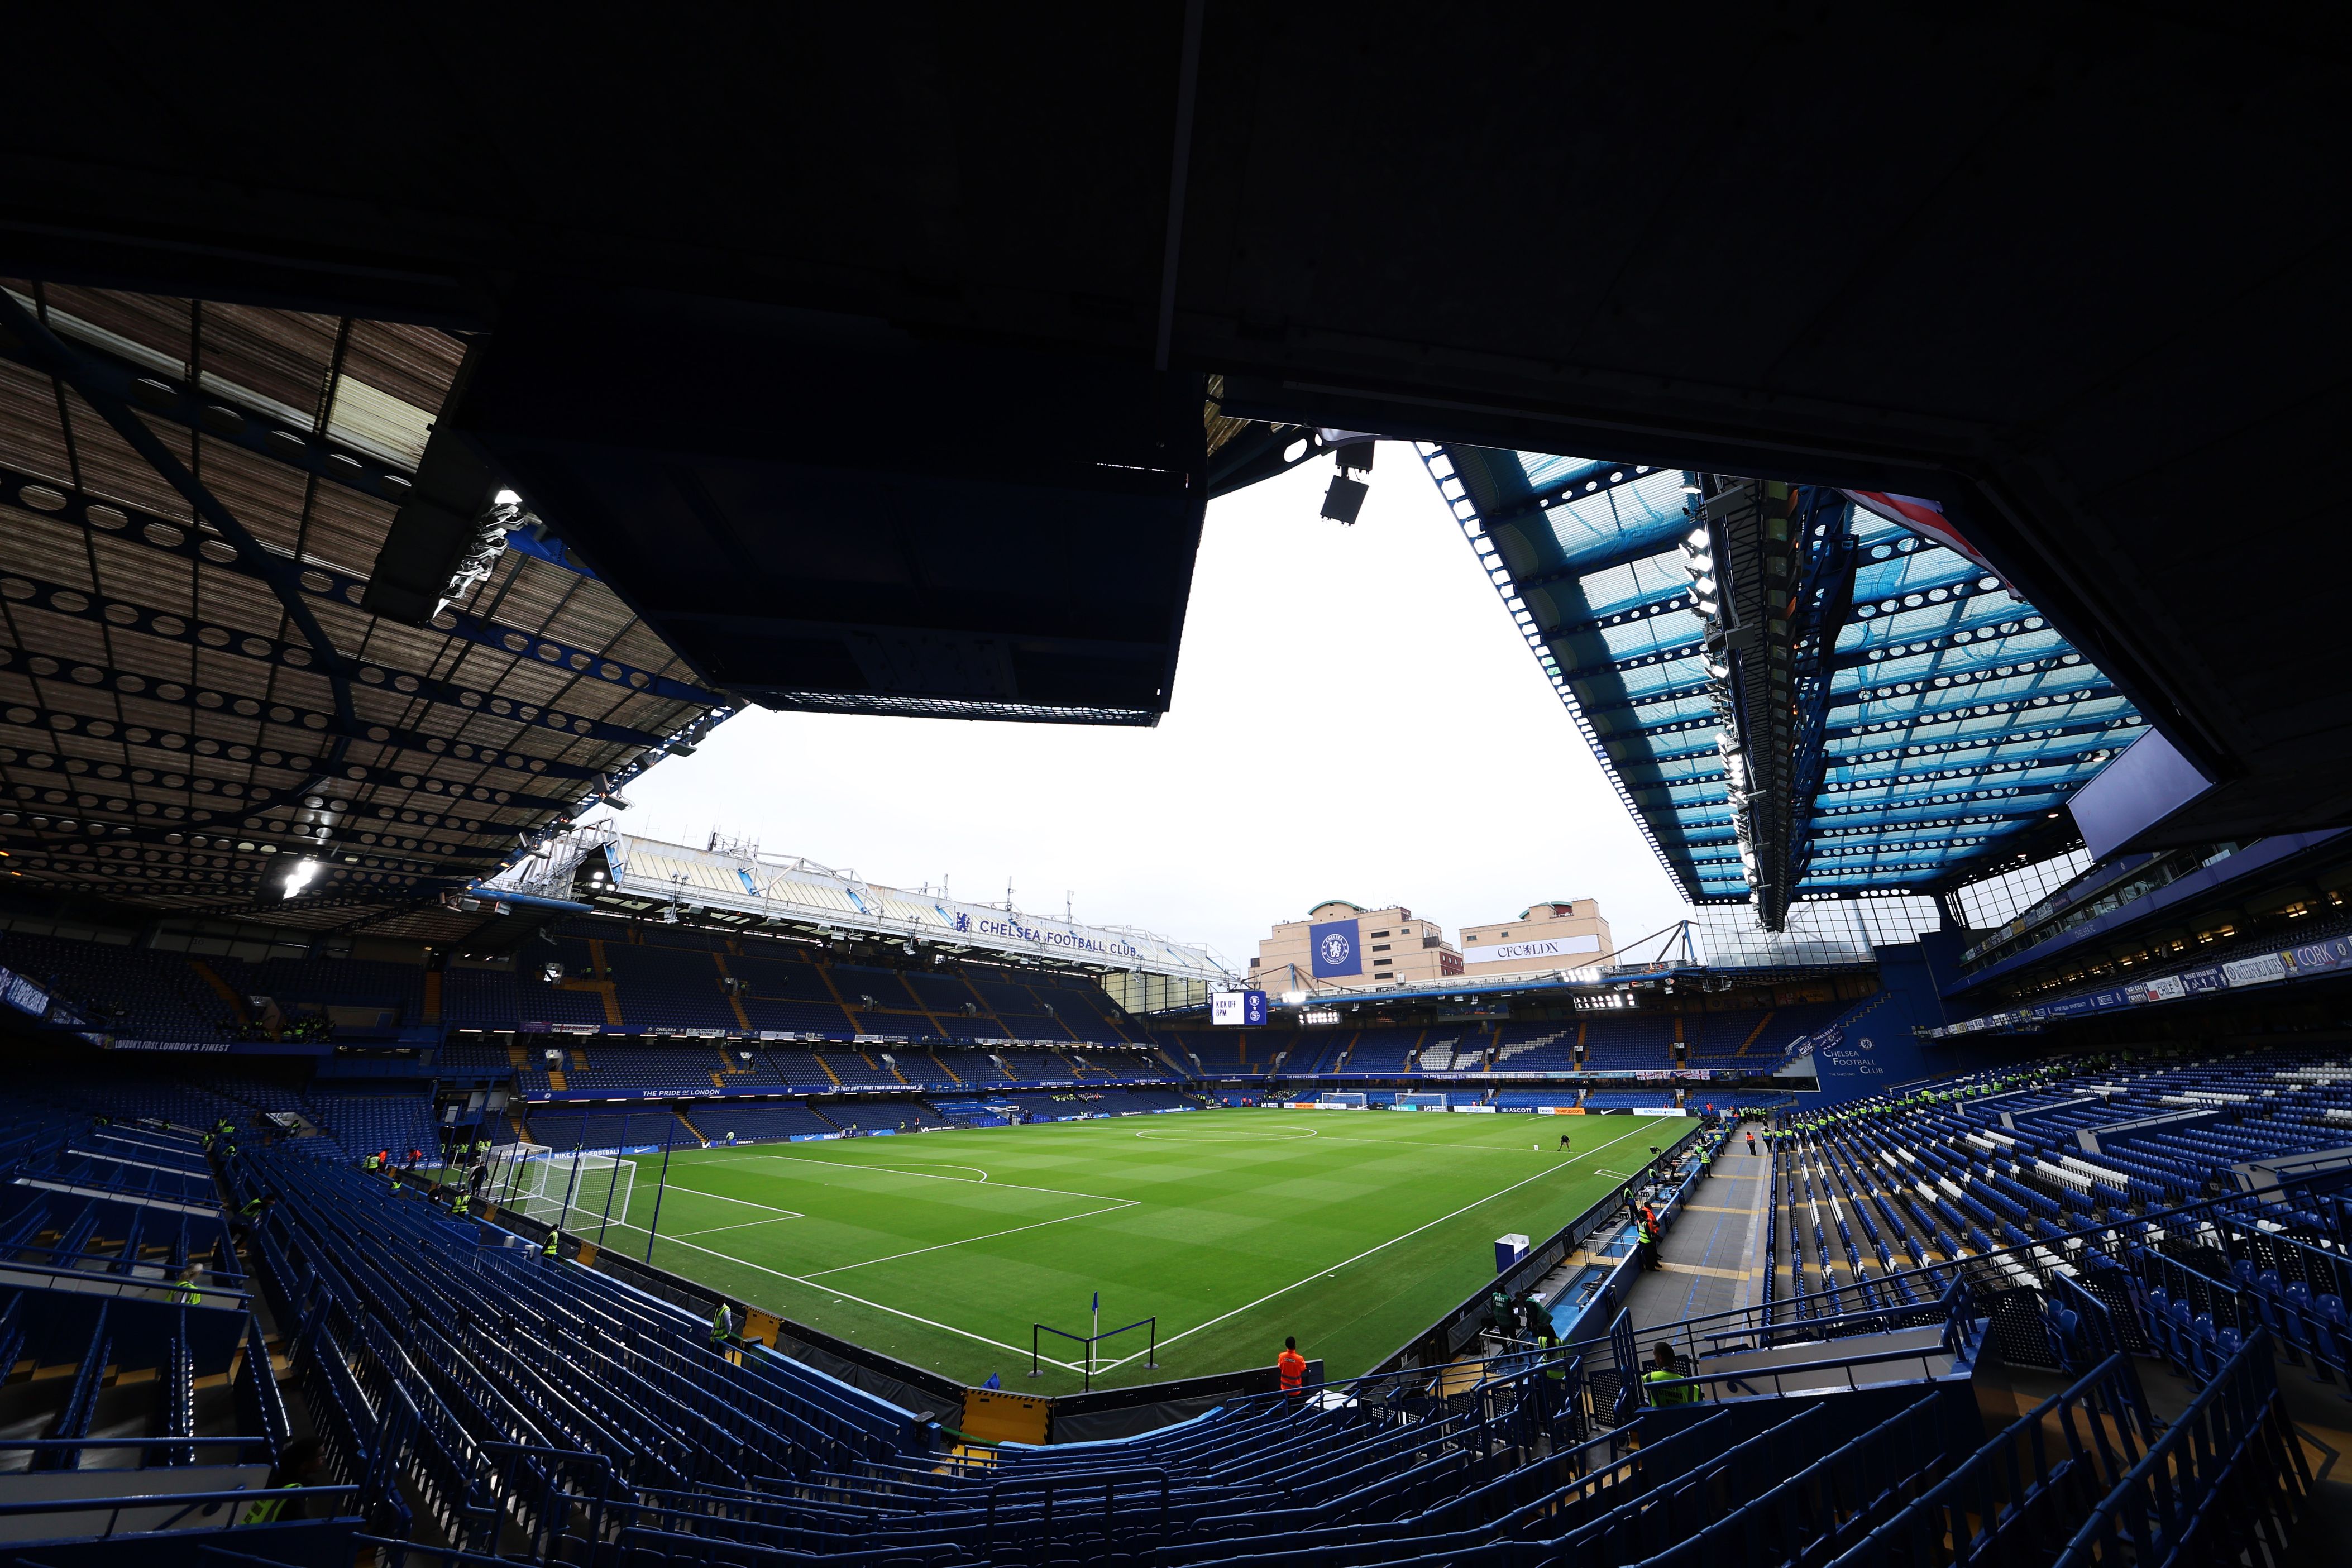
[
  {"xmin": 238, "ymin": 1437, "xmax": 327, "ymax": 1525},
  {"xmin": 1644, "ymin": 1342, "xmax": 1702, "ymax": 1406}
]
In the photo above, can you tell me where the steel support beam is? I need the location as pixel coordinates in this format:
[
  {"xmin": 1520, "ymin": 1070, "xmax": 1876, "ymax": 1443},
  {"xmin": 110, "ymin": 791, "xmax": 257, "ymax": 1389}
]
[
  {"xmin": 1827, "ymin": 683, "xmax": 2123, "ymax": 742},
  {"xmin": 0, "ymin": 289, "xmax": 366, "ymax": 830},
  {"xmin": 0, "ymin": 681, "xmax": 603, "ymax": 781},
  {"xmin": 0, "ymin": 463, "xmax": 719, "ymax": 709}
]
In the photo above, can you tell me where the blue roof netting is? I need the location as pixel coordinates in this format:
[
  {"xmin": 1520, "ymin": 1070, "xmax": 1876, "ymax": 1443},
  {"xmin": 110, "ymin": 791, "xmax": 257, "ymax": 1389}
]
[{"xmin": 1421, "ymin": 445, "xmax": 2146, "ymax": 908}]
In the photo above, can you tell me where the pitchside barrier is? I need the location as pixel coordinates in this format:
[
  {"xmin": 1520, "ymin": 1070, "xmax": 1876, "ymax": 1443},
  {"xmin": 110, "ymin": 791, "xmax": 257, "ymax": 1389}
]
[{"xmin": 1376, "ymin": 1118, "xmax": 1708, "ymax": 1373}]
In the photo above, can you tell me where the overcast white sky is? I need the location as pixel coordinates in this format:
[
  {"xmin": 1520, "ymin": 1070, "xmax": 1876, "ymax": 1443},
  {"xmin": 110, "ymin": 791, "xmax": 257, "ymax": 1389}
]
[{"xmin": 615, "ymin": 450, "xmax": 1693, "ymax": 971}]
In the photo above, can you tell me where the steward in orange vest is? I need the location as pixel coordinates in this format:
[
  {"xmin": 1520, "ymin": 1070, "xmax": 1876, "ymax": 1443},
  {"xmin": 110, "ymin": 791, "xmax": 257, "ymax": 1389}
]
[{"xmin": 1278, "ymin": 1337, "xmax": 1307, "ymax": 1398}]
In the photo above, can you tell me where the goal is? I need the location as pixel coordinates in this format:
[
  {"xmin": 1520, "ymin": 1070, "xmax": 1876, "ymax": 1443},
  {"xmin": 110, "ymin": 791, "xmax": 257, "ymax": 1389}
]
[
  {"xmin": 1317, "ymin": 1092, "xmax": 1369, "ymax": 1110},
  {"xmin": 1394, "ymin": 1092, "xmax": 1450, "ymax": 1111},
  {"xmin": 495, "ymin": 1146, "xmax": 635, "ymax": 1230}
]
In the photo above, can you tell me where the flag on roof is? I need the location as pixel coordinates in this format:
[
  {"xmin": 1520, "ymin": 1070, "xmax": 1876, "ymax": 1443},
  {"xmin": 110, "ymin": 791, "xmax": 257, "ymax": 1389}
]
[{"xmin": 1840, "ymin": 490, "xmax": 1995, "ymax": 573}]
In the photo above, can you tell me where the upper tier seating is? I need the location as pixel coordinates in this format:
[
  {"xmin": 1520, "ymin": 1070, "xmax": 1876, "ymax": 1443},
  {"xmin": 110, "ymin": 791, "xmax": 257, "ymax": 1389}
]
[
  {"xmin": 1, "ymin": 931, "xmax": 243, "ymax": 1039},
  {"xmin": 1578, "ymin": 1013, "xmax": 1677, "ymax": 1070}
]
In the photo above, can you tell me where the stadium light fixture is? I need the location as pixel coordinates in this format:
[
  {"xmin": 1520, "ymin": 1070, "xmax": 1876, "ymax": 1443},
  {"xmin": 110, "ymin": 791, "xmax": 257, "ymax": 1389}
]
[
  {"xmin": 280, "ymin": 858, "xmax": 323, "ymax": 899},
  {"xmin": 1320, "ymin": 472, "xmax": 1369, "ymax": 524}
]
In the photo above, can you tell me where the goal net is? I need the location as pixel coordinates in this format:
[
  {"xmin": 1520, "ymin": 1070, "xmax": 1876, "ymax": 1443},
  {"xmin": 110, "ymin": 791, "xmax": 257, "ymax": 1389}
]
[
  {"xmin": 1318, "ymin": 1092, "xmax": 1369, "ymax": 1109},
  {"xmin": 496, "ymin": 1148, "xmax": 635, "ymax": 1230},
  {"xmin": 1395, "ymin": 1092, "xmax": 1450, "ymax": 1111}
]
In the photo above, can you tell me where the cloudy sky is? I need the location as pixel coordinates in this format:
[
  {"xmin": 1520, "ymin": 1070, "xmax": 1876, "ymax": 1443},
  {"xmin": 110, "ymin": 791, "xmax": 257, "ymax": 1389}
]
[{"xmin": 614, "ymin": 449, "xmax": 1694, "ymax": 972}]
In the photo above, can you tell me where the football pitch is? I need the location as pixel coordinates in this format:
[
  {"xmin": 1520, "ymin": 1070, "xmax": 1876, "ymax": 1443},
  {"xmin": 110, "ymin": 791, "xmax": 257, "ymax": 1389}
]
[{"xmin": 580, "ymin": 1109, "xmax": 1674, "ymax": 1392}]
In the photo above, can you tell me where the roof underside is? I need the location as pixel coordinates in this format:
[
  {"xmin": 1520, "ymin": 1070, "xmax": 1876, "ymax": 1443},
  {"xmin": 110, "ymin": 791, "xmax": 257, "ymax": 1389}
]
[
  {"xmin": 1428, "ymin": 447, "xmax": 2143, "ymax": 907},
  {"xmin": 0, "ymin": 283, "xmax": 728, "ymax": 940}
]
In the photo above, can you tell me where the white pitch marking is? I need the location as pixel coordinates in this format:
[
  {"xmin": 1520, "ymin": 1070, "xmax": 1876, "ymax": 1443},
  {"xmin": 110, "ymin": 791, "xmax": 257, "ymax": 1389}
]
[
  {"xmin": 799, "ymin": 1200, "xmax": 1140, "ymax": 1278},
  {"xmin": 744, "ymin": 1152, "xmax": 1116, "ymax": 1204},
  {"xmin": 673, "ymin": 1216, "xmax": 802, "ymax": 1238},
  {"xmin": 646, "ymin": 1183, "xmax": 805, "ymax": 1219},
  {"xmin": 623, "ymin": 1226, "xmax": 1088, "ymax": 1371},
  {"xmin": 859, "ymin": 1163, "xmax": 992, "ymax": 1182},
  {"xmin": 1092, "ymin": 1121, "xmax": 1656, "ymax": 1371},
  {"xmin": 1130, "ymin": 1126, "xmax": 1319, "ymax": 1143}
]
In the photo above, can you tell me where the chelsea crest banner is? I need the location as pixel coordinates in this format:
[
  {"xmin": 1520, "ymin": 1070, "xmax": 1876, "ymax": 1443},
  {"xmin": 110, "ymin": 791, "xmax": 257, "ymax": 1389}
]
[{"xmin": 1309, "ymin": 919, "xmax": 1361, "ymax": 978}]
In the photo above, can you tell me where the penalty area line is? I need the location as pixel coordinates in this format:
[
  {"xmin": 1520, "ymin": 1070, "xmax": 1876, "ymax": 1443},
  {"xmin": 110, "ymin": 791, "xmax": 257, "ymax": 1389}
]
[
  {"xmin": 618, "ymin": 1223, "xmax": 1090, "ymax": 1374},
  {"xmin": 675, "ymin": 1216, "xmax": 803, "ymax": 1239},
  {"xmin": 640, "ymin": 1183, "xmax": 805, "ymax": 1220},
  {"xmin": 745, "ymin": 1152, "xmax": 1118, "ymax": 1205},
  {"xmin": 799, "ymin": 1200, "xmax": 1139, "ymax": 1279}
]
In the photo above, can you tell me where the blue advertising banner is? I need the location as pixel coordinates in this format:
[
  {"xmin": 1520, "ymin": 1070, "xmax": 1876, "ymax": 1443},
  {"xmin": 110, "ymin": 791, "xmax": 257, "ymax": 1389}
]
[
  {"xmin": 2291, "ymin": 938, "xmax": 2352, "ymax": 974},
  {"xmin": 2181, "ymin": 966, "xmax": 2229, "ymax": 995},
  {"xmin": 1308, "ymin": 919, "xmax": 1362, "ymax": 979}
]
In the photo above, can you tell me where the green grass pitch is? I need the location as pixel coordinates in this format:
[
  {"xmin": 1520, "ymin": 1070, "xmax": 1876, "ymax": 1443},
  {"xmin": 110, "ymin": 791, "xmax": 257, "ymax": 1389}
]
[{"xmin": 582, "ymin": 1109, "xmax": 1673, "ymax": 1392}]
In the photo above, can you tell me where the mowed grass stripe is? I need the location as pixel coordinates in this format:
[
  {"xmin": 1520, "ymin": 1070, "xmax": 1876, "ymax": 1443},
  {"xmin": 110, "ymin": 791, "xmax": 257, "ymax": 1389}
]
[{"xmin": 615, "ymin": 1110, "xmax": 1669, "ymax": 1390}]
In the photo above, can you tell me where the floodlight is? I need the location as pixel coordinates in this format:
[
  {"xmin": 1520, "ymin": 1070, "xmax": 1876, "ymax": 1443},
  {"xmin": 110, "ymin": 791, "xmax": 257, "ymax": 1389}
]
[
  {"xmin": 1320, "ymin": 473, "xmax": 1369, "ymax": 524},
  {"xmin": 1281, "ymin": 991, "xmax": 1306, "ymax": 1006}
]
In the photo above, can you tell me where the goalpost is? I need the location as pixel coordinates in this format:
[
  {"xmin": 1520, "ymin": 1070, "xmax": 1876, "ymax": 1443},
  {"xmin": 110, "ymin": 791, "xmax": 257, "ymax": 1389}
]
[
  {"xmin": 1394, "ymin": 1092, "xmax": 1450, "ymax": 1111},
  {"xmin": 494, "ymin": 1145, "xmax": 637, "ymax": 1235},
  {"xmin": 1318, "ymin": 1092, "xmax": 1369, "ymax": 1110}
]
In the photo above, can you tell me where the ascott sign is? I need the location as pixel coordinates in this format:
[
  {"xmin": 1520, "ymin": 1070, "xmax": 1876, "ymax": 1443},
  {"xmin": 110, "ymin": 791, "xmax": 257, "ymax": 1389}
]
[
  {"xmin": 1461, "ymin": 935, "xmax": 1601, "ymax": 964},
  {"xmin": 1211, "ymin": 990, "xmax": 1269, "ymax": 1026}
]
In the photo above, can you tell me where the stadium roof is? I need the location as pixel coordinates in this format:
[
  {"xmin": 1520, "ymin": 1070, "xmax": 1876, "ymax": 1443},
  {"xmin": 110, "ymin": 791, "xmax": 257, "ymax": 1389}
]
[
  {"xmin": 0, "ymin": 283, "xmax": 729, "ymax": 938},
  {"xmin": 1424, "ymin": 446, "xmax": 2143, "ymax": 924},
  {"xmin": 499, "ymin": 825, "xmax": 1233, "ymax": 982}
]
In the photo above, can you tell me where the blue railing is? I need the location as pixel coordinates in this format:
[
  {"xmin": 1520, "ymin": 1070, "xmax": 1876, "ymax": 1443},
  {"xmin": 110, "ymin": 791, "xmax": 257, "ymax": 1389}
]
[
  {"xmin": 2052, "ymin": 1331, "xmax": 2307, "ymax": 1567},
  {"xmin": 1824, "ymin": 1352, "xmax": 2148, "ymax": 1568}
]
